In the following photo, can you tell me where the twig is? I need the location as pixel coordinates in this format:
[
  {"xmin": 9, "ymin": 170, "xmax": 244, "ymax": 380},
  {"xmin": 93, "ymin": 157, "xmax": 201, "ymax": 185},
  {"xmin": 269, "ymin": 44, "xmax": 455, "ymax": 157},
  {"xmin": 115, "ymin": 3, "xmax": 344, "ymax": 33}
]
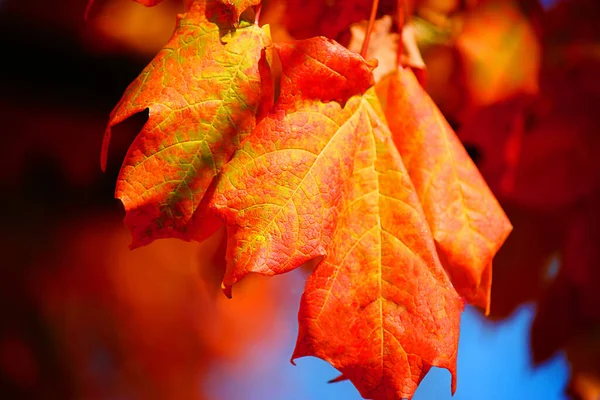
[{"xmin": 361, "ymin": 0, "xmax": 380, "ymax": 58}]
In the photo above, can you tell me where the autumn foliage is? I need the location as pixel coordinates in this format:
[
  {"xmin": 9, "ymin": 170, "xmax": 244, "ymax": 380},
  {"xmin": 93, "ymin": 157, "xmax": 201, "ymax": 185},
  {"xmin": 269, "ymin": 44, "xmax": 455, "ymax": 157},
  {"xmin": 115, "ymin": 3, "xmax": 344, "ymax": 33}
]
[
  {"xmin": 4, "ymin": 0, "xmax": 599, "ymax": 398},
  {"xmin": 100, "ymin": 0, "xmax": 514, "ymax": 398}
]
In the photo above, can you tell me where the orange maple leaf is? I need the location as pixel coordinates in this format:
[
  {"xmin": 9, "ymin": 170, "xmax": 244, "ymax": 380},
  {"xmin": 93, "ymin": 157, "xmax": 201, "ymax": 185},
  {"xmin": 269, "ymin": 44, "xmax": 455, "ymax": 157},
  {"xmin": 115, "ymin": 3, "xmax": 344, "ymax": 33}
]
[
  {"xmin": 101, "ymin": 0, "xmax": 272, "ymax": 247},
  {"xmin": 212, "ymin": 37, "xmax": 463, "ymax": 400},
  {"xmin": 376, "ymin": 68, "xmax": 512, "ymax": 312}
]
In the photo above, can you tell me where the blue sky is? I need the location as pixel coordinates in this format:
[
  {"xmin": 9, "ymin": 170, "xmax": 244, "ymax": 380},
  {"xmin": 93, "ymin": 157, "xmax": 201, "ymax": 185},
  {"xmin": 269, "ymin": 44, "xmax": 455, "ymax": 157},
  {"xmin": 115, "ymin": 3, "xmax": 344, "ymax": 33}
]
[{"xmin": 205, "ymin": 271, "xmax": 569, "ymax": 400}]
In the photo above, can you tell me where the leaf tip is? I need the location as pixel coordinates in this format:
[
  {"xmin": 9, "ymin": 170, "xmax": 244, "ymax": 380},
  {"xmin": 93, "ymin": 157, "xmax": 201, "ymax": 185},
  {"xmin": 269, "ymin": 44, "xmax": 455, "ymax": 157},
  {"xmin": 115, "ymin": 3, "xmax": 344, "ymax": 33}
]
[
  {"xmin": 327, "ymin": 374, "xmax": 347, "ymax": 384},
  {"xmin": 483, "ymin": 298, "xmax": 491, "ymax": 316},
  {"xmin": 221, "ymin": 281, "xmax": 232, "ymax": 299},
  {"xmin": 366, "ymin": 57, "xmax": 379, "ymax": 70},
  {"xmin": 451, "ymin": 368, "xmax": 457, "ymax": 395}
]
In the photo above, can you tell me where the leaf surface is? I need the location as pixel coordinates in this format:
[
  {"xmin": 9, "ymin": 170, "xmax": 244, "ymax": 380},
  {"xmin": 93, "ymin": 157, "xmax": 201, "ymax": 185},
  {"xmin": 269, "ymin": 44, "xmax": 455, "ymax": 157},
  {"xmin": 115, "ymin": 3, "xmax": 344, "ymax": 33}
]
[
  {"xmin": 376, "ymin": 68, "xmax": 512, "ymax": 311},
  {"xmin": 293, "ymin": 87, "xmax": 462, "ymax": 400},
  {"xmin": 212, "ymin": 37, "xmax": 463, "ymax": 400},
  {"xmin": 212, "ymin": 37, "xmax": 375, "ymax": 288},
  {"xmin": 101, "ymin": 0, "xmax": 272, "ymax": 247}
]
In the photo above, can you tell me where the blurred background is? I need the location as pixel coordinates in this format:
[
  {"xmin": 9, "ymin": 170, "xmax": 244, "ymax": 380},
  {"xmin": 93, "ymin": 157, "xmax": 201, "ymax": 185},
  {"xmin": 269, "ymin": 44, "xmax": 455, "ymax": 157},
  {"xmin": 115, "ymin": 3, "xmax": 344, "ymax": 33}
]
[{"xmin": 0, "ymin": 0, "xmax": 598, "ymax": 399}]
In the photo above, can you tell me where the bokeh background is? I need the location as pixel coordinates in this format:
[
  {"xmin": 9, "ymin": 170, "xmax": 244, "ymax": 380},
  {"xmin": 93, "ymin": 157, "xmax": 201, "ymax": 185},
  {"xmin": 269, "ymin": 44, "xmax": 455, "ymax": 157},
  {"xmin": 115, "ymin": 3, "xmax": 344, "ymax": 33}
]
[{"xmin": 0, "ymin": 0, "xmax": 598, "ymax": 399}]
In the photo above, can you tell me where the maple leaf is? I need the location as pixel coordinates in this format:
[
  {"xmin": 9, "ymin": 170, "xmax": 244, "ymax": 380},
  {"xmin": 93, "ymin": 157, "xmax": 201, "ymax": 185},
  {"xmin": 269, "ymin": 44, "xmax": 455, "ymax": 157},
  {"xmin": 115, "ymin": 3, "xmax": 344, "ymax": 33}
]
[
  {"xmin": 292, "ymin": 87, "xmax": 462, "ymax": 400},
  {"xmin": 212, "ymin": 37, "xmax": 463, "ymax": 400},
  {"xmin": 375, "ymin": 68, "xmax": 512, "ymax": 312},
  {"xmin": 101, "ymin": 0, "xmax": 273, "ymax": 247}
]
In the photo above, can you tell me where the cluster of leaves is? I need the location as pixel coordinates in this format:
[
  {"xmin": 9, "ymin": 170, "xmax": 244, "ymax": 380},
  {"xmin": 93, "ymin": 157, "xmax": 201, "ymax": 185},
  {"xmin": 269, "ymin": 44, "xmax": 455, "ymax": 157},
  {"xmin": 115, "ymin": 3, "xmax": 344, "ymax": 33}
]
[
  {"xmin": 406, "ymin": 0, "xmax": 600, "ymax": 397},
  {"xmin": 101, "ymin": 0, "xmax": 514, "ymax": 398}
]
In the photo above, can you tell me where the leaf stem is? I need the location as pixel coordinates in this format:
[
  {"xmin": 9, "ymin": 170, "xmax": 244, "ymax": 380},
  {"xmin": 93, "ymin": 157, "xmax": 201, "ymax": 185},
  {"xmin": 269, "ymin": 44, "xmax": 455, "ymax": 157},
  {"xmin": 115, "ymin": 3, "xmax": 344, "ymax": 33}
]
[
  {"xmin": 254, "ymin": 4, "xmax": 262, "ymax": 25},
  {"xmin": 397, "ymin": 0, "xmax": 405, "ymax": 66},
  {"xmin": 360, "ymin": 0, "xmax": 380, "ymax": 58},
  {"xmin": 397, "ymin": 0, "xmax": 405, "ymax": 43}
]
